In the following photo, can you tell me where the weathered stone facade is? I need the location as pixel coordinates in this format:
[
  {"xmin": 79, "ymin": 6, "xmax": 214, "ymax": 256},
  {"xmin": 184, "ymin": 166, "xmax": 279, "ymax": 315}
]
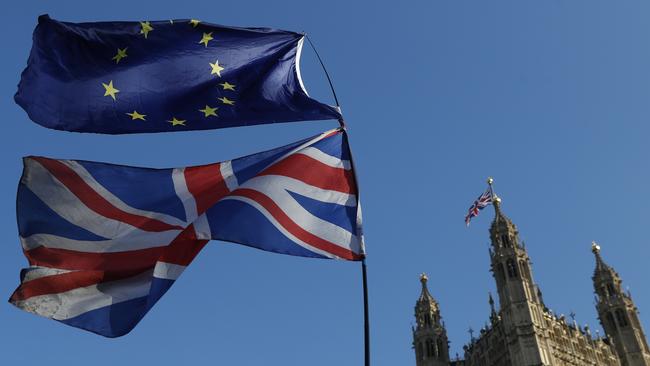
[{"xmin": 413, "ymin": 197, "xmax": 650, "ymax": 366}]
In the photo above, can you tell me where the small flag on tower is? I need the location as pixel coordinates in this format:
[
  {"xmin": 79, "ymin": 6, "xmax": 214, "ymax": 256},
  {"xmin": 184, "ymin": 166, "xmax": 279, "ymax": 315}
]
[{"xmin": 464, "ymin": 184, "xmax": 493, "ymax": 226}]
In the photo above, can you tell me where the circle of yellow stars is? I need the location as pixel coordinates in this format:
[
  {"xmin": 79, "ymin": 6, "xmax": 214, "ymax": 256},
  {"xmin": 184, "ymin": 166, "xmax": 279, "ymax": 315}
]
[{"xmin": 101, "ymin": 19, "xmax": 238, "ymax": 127}]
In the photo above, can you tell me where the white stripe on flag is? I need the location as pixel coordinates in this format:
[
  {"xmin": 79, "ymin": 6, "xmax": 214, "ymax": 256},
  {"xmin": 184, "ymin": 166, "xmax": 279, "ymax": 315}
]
[
  {"xmin": 21, "ymin": 267, "xmax": 74, "ymax": 283},
  {"xmin": 23, "ymin": 160, "xmax": 181, "ymax": 241},
  {"xmin": 153, "ymin": 262, "xmax": 186, "ymax": 281},
  {"xmin": 172, "ymin": 168, "xmax": 198, "ymax": 224},
  {"xmin": 234, "ymin": 175, "xmax": 360, "ymax": 251},
  {"xmin": 220, "ymin": 161, "xmax": 238, "ymax": 192},
  {"xmin": 12, "ymin": 270, "xmax": 153, "ymax": 321},
  {"xmin": 297, "ymin": 147, "xmax": 351, "ymax": 170},
  {"xmin": 193, "ymin": 214, "xmax": 211, "ymax": 240},
  {"xmin": 221, "ymin": 196, "xmax": 339, "ymax": 260},
  {"xmin": 60, "ymin": 160, "xmax": 187, "ymax": 227},
  {"xmin": 21, "ymin": 231, "xmax": 182, "ymax": 253}
]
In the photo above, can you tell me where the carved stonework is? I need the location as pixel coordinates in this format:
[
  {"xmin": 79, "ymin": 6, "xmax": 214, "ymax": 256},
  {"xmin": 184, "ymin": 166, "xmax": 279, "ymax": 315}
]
[{"xmin": 413, "ymin": 199, "xmax": 649, "ymax": 366}]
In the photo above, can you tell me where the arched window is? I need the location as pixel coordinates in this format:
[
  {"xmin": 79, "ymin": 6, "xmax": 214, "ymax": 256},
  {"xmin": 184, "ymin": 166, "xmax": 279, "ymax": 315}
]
[
  {"xmin": 607, "ymin": 283, "xmax": 616, "ymax": 297},
  {"xmin": 507, "ymin": 259, "xmax": 518, "ymax": 278},
  {"xmin": 616, "ymin": 309, "xmax": 628, "ymax": 327},
  {"xmin": 607, "ymin": 311, "xmax": 617, "ymax": 329},
  {"xmin": 437, "ymin": 338, "xmax": 444, "ymax": 358},
  {"xmin": 426, "ymin": 339, "xmax": 434, "ymax": 358},
  {"xmin": 418, "ymin": 342, "xmax": 424, "ymax": 360},
  {"xmin": 501, "ymin": 235, "xmax": 510, "ymax": 248}
]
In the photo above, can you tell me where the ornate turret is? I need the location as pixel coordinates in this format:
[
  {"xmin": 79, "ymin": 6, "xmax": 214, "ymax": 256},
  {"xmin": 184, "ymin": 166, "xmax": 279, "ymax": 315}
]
[
  {"xmin": 593, "ymin": 243, "xmax": 650, "ymax": 366},
  {"xmin": 413, "ymin": 274, "xmax": 450, "ymax": 366},
  {"xmin": 486, "ymin": 180, "xmax": 550, "ymax": 365},
  {"xmin": 487, "ymin": 184, "xmax": 542, "ymax": 311}
]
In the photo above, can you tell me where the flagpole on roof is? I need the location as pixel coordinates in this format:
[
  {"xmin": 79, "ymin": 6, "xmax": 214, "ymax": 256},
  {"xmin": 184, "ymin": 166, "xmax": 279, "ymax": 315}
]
[{"xmin": 487, "ymin": 177, "xmax": 495, "ymax": 198}]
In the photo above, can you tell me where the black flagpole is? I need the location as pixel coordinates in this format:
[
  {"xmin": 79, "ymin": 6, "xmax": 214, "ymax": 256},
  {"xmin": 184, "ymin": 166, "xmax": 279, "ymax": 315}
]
[
  {"xmin": 362, "ymin": 259, "xmax": 370, "ymax": 366},
  {"xmin": 305, "ymin": 35, "xmax": 368, "ymax": 366}
]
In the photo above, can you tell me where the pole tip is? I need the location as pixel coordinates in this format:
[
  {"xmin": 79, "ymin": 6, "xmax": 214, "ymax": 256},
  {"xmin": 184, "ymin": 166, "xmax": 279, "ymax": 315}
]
[{"xmin": 591, "ymin": 241, "xmax": 601, "ymax": 254}]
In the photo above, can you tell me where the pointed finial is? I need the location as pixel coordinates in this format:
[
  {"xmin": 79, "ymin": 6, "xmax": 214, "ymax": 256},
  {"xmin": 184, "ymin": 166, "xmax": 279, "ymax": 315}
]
[
  {"xmin": 420, "ymin": 273, "xmax": 428, "ymax": 285},
  {"xmin": 591, "ymin": 241, "xmax": 601, "ymax": 254},
  {"xmin": 487, "ymin": 177, "xmax": 494, "ymax": 186},
  {"xmin": 488, "ymin": 292, "xmax": 497, "ymax": 320}
]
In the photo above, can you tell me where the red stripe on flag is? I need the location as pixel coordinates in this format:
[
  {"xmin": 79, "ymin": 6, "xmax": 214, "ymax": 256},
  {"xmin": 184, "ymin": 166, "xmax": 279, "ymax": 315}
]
[
  {"xmin": 183, "ymin": 163, "xmax": 230, "ymax": 215},
  {"xmin": 157, "ymin": 225, "xmax": 208, "ymax": 265},
  {"xmin": 23, "ymin": 226, "xmax": 208, "ymax": 279},
  {"xmin": 232, "ymin": 188, "xmax": 363, "ymax": 260},
  {"xmin": 24, "ymin": 246, "xmax": 163, "ymax": 272},
  {"xmin": 32, "ymin": 157, "xmax": 184, "ymax": 233},
  {"xmin": 10, "ymin": 268, "xmax": 147, "ymax": 302},
  {"xmin": 259, "ymin": 154, "xmax": 356, "ymax": 194}
]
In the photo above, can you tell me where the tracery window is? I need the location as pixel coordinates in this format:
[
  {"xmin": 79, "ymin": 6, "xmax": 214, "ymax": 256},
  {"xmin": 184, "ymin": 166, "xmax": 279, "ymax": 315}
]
[
  {"xmin": 501, "ymin": 235, "xmax": 510, "ymax": 248},
  {"xmin": 426, "ymin": 339, "xmax": 435, "ymax": 358},
  {"xmin": 607, "ymin": 283, "xmax": 616, "ymax": 297},
  {"xmin": 424, "ymin": 314, "xmax": 431, "ymax": 327}
]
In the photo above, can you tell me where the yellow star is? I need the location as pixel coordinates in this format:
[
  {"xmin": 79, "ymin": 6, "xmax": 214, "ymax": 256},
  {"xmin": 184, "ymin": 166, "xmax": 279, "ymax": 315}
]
[
  {"xmin": 199, "ymin": 32, "xmax": 213, "ymax": 47},
  {"xmin": 140, "ymin": 21, "xmax": 154, "ymax": 39},
  {"xmin": 199, "ymin": 105, "xmax": 218, "ymax": 117},
  {"xmin": 112, "ymin": 47, "xmax": 128, "ymax": 64},
  {"xmin": 102, "ymin": 80, "xmax": 119, "ymax": 100},
  {"xmin": 209, "ymin": 60, "xmax": 224, "ymax": 77},
  {"xmin": 218, "ymin": 97, "xmax": 235, "ymax": 106},
  {"xmin": 189, "ymin": 19, "xmax": 201, "ymax": 27},
  {"xmin": 167, "ymin": 117, "xmax": 186, "ymax": 126},
  {"xmin": 219, "ymin": 82, "xmax": 236, "ymax": 91},
  {"xmin": 126, "ymin": 110, "xmax": 146, "ymax": 121}
]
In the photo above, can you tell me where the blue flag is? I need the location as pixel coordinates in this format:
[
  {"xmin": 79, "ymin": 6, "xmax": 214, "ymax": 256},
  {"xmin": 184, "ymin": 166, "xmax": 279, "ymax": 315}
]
[{"xmin": 15, "ymin": 15, "xmax": 342, "ymax": 134}]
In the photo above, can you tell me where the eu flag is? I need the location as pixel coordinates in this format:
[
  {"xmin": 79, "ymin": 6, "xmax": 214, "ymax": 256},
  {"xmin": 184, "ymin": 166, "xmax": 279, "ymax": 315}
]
[{"xmin": 15, "ymin": 15, "xmax": 342, "ymax": 134}]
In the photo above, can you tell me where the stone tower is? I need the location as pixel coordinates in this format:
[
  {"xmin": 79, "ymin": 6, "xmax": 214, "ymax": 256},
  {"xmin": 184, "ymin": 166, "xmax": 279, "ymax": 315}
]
[
  {"xmin": 593, "ymin": 242, "xmax": 650, "ymax": 366},
  {"xmin": 413, "ymin": 273, "xmax": 450, "ymax": 366},
  {"xmin": 488, "ymin": 195, "xmax": 554, "ymax": 365}
]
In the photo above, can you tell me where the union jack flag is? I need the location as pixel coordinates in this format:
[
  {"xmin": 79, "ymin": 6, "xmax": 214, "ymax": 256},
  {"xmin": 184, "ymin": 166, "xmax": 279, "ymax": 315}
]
[
  {"xmin": 465, "ymin": 188, "xmax": 493, "ymax": 226},
  {"xmin": 10, "ymin": 129, "xmax": 364, "ymax": 337}
]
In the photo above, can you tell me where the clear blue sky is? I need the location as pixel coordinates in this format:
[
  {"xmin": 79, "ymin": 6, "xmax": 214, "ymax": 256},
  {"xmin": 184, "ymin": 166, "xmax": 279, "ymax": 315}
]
[{"xmin": 1, "ymin": 1, "xmax": 650, "ymax": 365}]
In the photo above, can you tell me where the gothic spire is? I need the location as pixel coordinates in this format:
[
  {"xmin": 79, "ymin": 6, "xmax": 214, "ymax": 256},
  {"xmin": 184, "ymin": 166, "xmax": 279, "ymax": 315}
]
[
  {"xmin": 487, "ymin": 180, "xmax": 520, "ymax": 249},
  {"xmin": 592, "ymin": 242, "xmax": 650, "ymax": 364},
  {"xmin": 413, "ymin": 274, "xmax": 450, "ymax": 365},
  {"xmin": 591, "ymin": 241, "xmax": 611, "ymax": 275},
  {"xmin": 418, "ymin": 273, "xmax": 436, "ymax": 305}
]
